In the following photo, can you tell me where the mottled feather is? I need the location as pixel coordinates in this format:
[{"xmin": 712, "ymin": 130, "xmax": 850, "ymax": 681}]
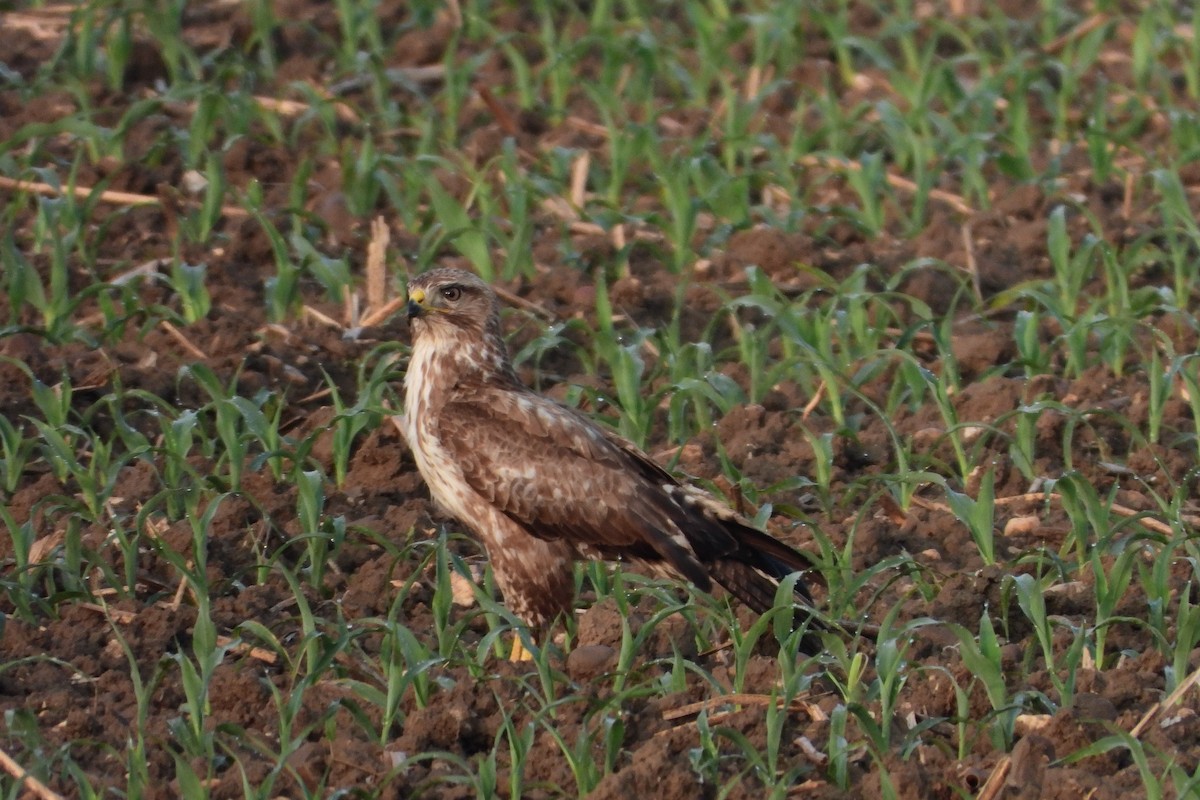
[{"xmin": 401, "ymin": 267, "xmax": 820, "ymax": 647}]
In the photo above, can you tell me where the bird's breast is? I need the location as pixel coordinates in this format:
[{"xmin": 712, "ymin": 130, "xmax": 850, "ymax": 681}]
[{"xmin": 403, "ymin": 344, "xmax": 477, "ymax": 524}]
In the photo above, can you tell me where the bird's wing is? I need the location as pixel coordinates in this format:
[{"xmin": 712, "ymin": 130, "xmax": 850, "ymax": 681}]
[{"xmin": 434, "ymin": 387, "xmax": 724, "ymax": 587}]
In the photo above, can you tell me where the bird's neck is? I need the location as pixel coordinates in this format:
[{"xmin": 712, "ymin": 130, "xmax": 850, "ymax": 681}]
[{"xmin": 405, "ymin": 329, "xmax": 517, "ymax": 414}]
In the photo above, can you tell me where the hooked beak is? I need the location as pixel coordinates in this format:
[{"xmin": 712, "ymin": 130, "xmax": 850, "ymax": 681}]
[{"xmin": 406, "ymin": 288, "xmax": 426, "ymax": 320}]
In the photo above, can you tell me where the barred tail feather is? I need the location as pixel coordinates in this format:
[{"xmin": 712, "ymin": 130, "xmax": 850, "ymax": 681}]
[
  {"xmin": 706, "ymin": 558, "xmax": 791, "ymax": 614},
  {"xmin": 660, "ymin": 482, "xmax": 824, "ymax": 652},
  {"xmin": 710, "ymin": 526, "xmax": 826, "ymax": 653}
]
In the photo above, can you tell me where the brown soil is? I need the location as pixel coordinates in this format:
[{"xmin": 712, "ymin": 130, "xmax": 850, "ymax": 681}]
[{"xmin": 2, "ymin": 3, "xmax": 1199, "ymax": 799}]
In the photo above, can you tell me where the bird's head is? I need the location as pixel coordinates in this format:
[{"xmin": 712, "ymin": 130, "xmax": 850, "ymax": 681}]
[
  {"xmin": 406, "ymin": 268, "xmax": 497, "ymax": 330},
  {"xmin": 405, "ymin": 268, "xmax": 510, "ymax": 374}
]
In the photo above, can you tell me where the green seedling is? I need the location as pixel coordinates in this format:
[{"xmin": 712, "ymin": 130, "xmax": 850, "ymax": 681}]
[
  {"xmin": 1174, "ymin": 361, "xmax": 1200, "ymax": 463},
  {"xmin": 843, "ymin": 151, "xmax": 889, "ymax": 236},
  {"xmin": 243, "ymin": 181, "xmax": 302, "ymax": 323},
  {"xmin": 331, "ymin": 0, "xmax": 383, "ymax": 68},
  {"xmin": 496, "ymin": 712, "xmax": 537, "ymax": 798},
  {"xmin": 0, "ymin": 414, "xmax": 34, "ymax": 496},
  {"xmin": 945, "ymin": 468, "xmax": 997, "ymax": 566},
  {"xmin": 167, "ymin": 261, "xmax": 211, "ymax": 323},
  {"xmin": 1007, "ymin": 403, "xmax": 1040, "ymax": 480},
  {"xmin": 1145, "ymin": 345, "xmax": 1172, "ymax": 445},
  {"xmin": 426, "ymin": 173, "xmax": 493, "ymax": 280},
  {"xmin": 184, "ymin": 362, "xmax": 293, "ymax": 485},
  {"xmin": 1053, "ymin": 471, "xmax": 1113, "ymax": 566},
  {"xmin": 156, "ymin": 407, "xmax": 201, "ymax": 518},
  {"xmin": 663, "ymin": 340, "xmax": 745, "ymax": 441},
  {"xmin": 1, "ymin": 504, "xmax": 42, "ymax": 618},
  {"xmin": 240, "ymin": 0, "xmax": 280, "ymax": 74},
  {"xmin": 1150, "ymin": 168, "xmax": 1200, "ymax": 308},
  {"xmin": 3, "ymin": 211, "xmax": 78, "ymax": 339},
  {"xmin": 1063, "ymin": 730, "xmax": 1169, "ymax": 800},
  {"xmin": 309, "ymin": 370, "xmax": 380, "ymax": 489},
  {"xmin": 1009, "ymin": 571, "xmax": 1084, "ymax": 707},
  {"xmin": 1167, "ymin": 577, "xmax": 1200, "ymax": 694},
  {"xmin": 294, "ymin": 468, "xmax": 333, "ymax": 590},
  {"xmin": 140, "ymin": 0, "xmax": 201, "ymax": 84},
  {"xmin": 588, "ymin": 274, "xmax": 659, "ymax": 444},
  {"xmin": 950, "ymin": 610, "xmax": 1015, "ymax": 748},
  {"xmin": 651, "ymin": 149, "xmax": 701, "ymax": 274},
  {"xmin": 1012, "ymin": 309, "xmax": 1051, "ymax": 376},
  {"xmin": 1088, "ymin": 538, "xmax": 1139, "ymax": 670},
  {"xmin": 494, "ymin": 140, "xmax": 535, "ymax": 280},
  {"xmin": 294, "ymin": 231, "xmax": 354, "ymax": 303}
]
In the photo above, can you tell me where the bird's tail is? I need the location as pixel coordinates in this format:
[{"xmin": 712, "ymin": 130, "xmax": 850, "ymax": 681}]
[
  {"xmin": 661, "ymin": 484, "xmax": 827, "ymax": 652},
  {"xmin": 707, "ymin": 525, "xmax": 828, "ymax": 653},
  {"xmin": 708, "ymin": 526, "xmax": 812, "ymax": 609}
]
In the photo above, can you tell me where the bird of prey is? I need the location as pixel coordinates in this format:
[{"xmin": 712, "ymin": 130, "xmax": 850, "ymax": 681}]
[{"xmin": 400, "ymin": 267, "xmax": 821, "ymax": 660}]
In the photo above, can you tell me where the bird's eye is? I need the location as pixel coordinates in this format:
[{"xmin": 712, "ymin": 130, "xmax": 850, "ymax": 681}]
[{"xmin": 440, "ymin": 286, "xmax": 462, "ymax": 302}]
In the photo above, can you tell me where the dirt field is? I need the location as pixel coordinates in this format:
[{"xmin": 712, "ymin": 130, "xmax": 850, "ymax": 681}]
[{"xmin": 2, "ymin": 1, "xmax": 1199, "ymax": 798}]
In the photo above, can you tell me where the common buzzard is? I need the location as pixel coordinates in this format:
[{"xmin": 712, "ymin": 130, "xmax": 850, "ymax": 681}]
[{"xmin": 401, "ymin": 267, "xmax": 821, "ymax": 659}]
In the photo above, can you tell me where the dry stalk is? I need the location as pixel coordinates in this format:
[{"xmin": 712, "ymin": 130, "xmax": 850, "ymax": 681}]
[
  {"xmin": 0, "ymin": 176, "xmax": 250, "ymax": 219},
  {"xmin": 158, "ymin": 320, "xmax": 209, "ymax": 361},
  {"xmin": 796, "ymin": 155, "xmax": 975, "ymax": 216},
  {"xmin": 661, "ymin": 692, "xmax": 814, "ymax": 722},
  {"xmin": 0, "ymin": 746, "xmax": 64, "ymax": 800},
  {"xmin": 365, "ymin": 215, "xmax": 391, "ymax": 316}
]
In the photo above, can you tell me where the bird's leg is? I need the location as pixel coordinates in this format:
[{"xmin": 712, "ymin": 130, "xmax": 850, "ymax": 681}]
[
  {"xmin": 509, "ymin": 633, "xmax": 534, "ymax": 662},
  {"xmin": 509, "ymin": 620, "xmax": 554, "ymax": 662}
]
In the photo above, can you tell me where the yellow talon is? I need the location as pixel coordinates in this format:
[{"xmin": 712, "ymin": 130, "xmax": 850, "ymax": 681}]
[{"xmin": 509, "ymin": 634, "xmax": 534, "ymax": 662}]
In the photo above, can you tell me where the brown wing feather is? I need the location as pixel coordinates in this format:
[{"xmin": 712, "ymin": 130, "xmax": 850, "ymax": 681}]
[
  {"xmin": 434, "ymin": 386, "xmax": 721, "ymax": 588},
  {"xmin": 436, "ymin": 381, "xmax": 818, "ymax": 634},
  {"xmin": 403, "ymin": 266, "xmax": 824, "ymax": 649}
]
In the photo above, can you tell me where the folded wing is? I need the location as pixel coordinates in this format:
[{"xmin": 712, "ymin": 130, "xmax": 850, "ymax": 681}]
[{"xmin": 435, "ymin": 386, "xmax": 816, "ymax": 616}]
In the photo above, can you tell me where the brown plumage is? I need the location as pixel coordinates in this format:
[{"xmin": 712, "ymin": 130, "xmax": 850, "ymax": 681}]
[{"xmin": 400, "ymin": 267, "xmax": 822, "ymax": 656}]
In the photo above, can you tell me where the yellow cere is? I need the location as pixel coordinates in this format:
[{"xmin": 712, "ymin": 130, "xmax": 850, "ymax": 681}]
[{"xmin": 409, "ymin": 288, "xmax": 426, "ymax": 304}]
